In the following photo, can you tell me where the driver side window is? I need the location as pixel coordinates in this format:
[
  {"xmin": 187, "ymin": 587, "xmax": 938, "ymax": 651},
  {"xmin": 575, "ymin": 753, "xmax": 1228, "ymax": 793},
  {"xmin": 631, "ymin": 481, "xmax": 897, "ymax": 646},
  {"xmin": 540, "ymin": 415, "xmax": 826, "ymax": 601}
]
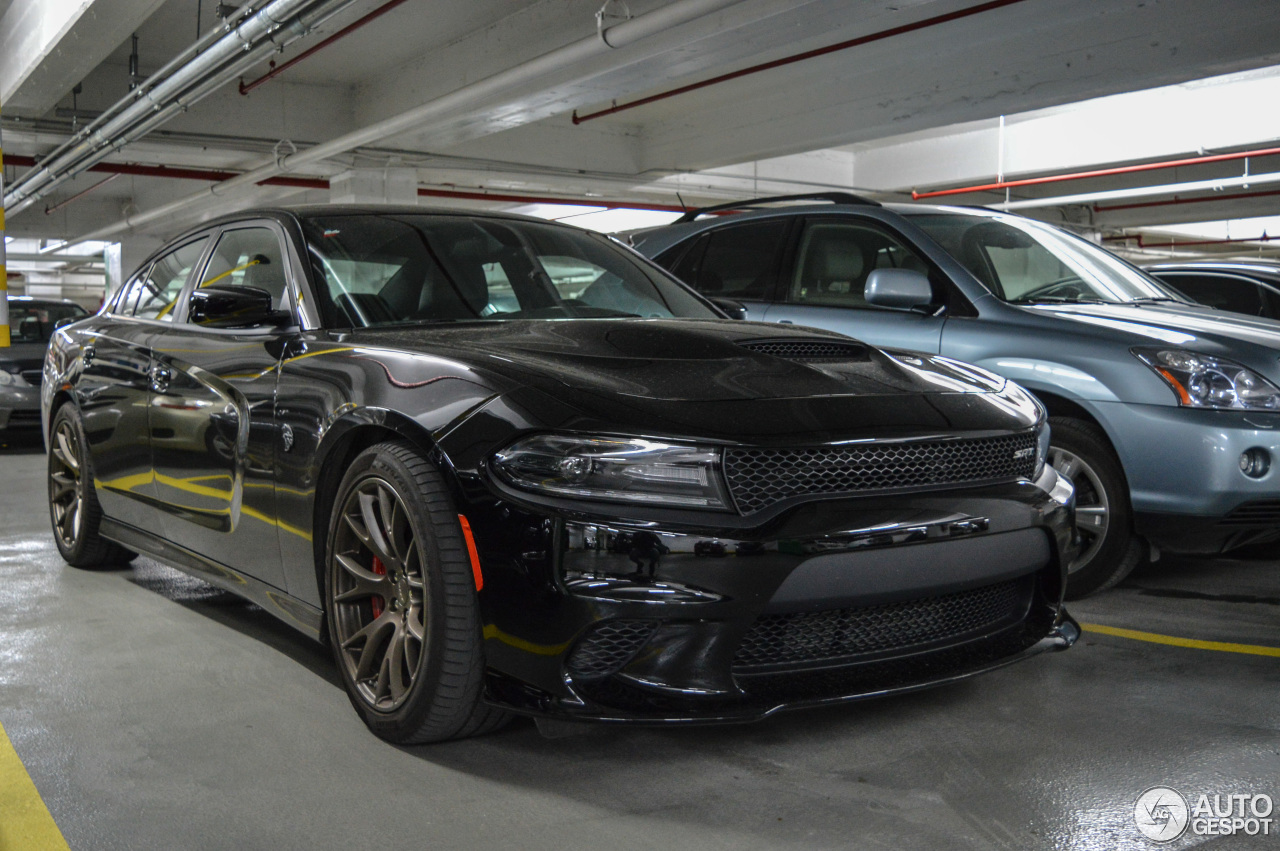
[{"xmin": 789, "ymin": 221, "xmax": 932, "ymax": 309}]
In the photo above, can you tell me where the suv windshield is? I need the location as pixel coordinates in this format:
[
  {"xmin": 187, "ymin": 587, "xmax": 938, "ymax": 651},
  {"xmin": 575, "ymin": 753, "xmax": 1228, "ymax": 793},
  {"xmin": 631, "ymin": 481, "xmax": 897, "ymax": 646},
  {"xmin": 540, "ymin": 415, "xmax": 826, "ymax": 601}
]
[
  {"xmin": 8, "ymin": 301, "xmax": 88, "ymax": 343},
  {"xmin": 302, "ymin": 214, "xmax": 716, "ymax": 327},
  {"xmin": 907, "ymin": 211, "xmax": 1184, "ymax": 305}
]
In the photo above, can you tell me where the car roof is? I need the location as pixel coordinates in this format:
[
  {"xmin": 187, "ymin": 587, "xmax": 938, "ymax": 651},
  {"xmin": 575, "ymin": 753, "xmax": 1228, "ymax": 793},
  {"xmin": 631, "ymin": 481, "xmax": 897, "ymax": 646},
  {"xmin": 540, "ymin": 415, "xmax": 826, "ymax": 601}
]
[
  {"xmin": 153, "ymin": 204, "xmax": 571, "ymax": 249},
  {"xmin": 5, "ymin": 295, "xmax": 85, "ymax": 307},
  {"xmin": 1145, "ymin": 260, "xmax": 1280, "ymax": 277}
]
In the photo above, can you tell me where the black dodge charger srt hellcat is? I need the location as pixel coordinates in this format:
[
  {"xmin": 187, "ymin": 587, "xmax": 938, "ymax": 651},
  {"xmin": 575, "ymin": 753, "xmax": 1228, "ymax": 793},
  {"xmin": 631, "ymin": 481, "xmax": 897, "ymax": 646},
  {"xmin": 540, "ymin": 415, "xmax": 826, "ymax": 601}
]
[{"xmin": 42, "ymin": 207, "xmax": 1079, "ymax": 742}]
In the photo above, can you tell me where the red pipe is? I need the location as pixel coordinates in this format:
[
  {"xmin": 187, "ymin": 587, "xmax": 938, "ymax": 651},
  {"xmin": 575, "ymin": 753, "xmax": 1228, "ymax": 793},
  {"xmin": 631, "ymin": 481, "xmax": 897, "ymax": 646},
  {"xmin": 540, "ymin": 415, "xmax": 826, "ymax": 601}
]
[
  {"xmin": 1094, "ymin": 187, "xmax": 1280, "ymax": 213},
  {"xmin": 572, "ymin": 0, "xmax": 1031, "ymax": 125},
  {"xmin": 3, "ymin": 152, "xmax": 686, "ymax": 213},
  {"xmin": 1103, "ymin": 233, "xmax": 1278, "ymax": 248},
  {"xmin": 44, "ymin": 173, "xmax": 119, "ymax": 214},
  {"xmin": 913, "ymin": 145, "xmax": 1280, "ymax": 200},
  {"xmin": 240, "ymin": 0, "xmax": 412, "ymax": 95}
]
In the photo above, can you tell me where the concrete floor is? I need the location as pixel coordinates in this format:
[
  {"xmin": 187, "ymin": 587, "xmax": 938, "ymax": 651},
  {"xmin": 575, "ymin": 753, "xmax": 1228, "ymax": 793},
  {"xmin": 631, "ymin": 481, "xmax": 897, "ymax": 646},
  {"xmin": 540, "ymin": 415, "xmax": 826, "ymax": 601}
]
[{"xmin": 1, "ymin": 435, "xmax": 1276, "ymax": 851}]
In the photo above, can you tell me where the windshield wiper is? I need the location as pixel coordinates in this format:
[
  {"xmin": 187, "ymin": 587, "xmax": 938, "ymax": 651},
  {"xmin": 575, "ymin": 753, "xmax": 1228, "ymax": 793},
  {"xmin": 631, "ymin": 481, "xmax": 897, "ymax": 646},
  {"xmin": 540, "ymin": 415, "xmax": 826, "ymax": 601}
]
[
  {"xmin": 1009, "ymin": 295, "xmax": 1108, "ymax": 305},
  {"xmin": 1126, "ymin": 297, "xmax": 1182, "ymax": 304}
]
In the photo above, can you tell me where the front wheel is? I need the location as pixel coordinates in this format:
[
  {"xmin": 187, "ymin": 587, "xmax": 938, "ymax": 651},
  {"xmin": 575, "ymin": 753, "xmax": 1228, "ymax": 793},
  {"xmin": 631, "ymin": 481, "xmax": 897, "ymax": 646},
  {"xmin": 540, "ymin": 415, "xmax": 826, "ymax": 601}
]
[
  {"xmin": 325, "ymin": 440, "xmax": 510, "ymax": 743},
  {"xmin": 47, "ymin": 405, "xmax": 137, "ymax": 568},
  {"xmin": 1048, "ymin": 417, "xmax": 1143, "ymax": 599}
]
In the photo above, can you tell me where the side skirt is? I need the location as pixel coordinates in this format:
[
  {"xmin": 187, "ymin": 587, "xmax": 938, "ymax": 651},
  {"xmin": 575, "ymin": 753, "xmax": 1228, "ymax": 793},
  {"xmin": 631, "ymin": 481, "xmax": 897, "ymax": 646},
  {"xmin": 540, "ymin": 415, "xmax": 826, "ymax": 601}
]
[{"xmin": 100, "ymin": 518, "xmax": 324, "ymax": 641}]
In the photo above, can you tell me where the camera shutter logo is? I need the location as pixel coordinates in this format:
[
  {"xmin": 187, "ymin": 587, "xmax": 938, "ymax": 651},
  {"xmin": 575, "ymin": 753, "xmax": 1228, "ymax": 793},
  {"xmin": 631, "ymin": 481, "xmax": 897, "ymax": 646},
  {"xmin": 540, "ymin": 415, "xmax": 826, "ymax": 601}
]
[{"xmin": 1135, "ymin": 786, "xmax": 1190, "ymax": 842}]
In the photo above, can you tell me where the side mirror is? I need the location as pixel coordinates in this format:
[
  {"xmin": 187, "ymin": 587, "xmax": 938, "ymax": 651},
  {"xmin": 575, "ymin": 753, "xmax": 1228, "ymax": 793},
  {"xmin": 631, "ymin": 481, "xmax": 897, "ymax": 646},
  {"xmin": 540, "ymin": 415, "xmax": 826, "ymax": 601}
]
[
  {"xmin": 864, "ymin": 268, "xmax": 935, "ymax": 313},
  {"xmin": 708, "ymin": 297, "xmax": 749, "ymax": 320},
  {"xmin": 188, "ymin": 285, "xmax": 289, "ymax": 329}
]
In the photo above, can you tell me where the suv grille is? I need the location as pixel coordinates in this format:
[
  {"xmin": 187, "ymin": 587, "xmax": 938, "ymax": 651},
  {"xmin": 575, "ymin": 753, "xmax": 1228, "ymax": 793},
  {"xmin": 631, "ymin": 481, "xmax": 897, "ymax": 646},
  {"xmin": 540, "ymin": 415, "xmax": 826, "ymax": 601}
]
[
  {"xmin": 724, "ymin": 432, "xmax": 1037, "ymax": 514},
  {"xmin": 565, "ymin": 620, "xmax": 658, "ymax": 679},
  {"xmin": 733, "ymin": 578, "xmax": 1031, "ymax": 672},
  {"xmin": 739, "ymin": 340, "xmax": 866, "ymax": 362}
]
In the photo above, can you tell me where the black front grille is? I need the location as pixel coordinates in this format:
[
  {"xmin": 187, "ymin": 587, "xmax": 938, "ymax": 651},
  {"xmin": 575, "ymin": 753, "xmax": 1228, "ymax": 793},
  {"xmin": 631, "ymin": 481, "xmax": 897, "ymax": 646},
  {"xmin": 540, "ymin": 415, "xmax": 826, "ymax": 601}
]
[
  {"xmin": 1221, "ymin": 500, "xmax": 1280, "ymax": 526},
  {"xmin": 725, "ymin": 432, "xmax": 1037, "ymax": 514},
  {"xmin": 566, "ymin": 620, "xmax": 658, "ymax": 679},
  {"xmin": 20, "ymin": 369, "xmax": 42, "ymax": 386},
  {"xmin": 733, "ymin": 578, "xmax": 1032, "ymax": 672},
  {"xmin": 740, "ymin": 339, "xmax": 867, "ymax": 362}
]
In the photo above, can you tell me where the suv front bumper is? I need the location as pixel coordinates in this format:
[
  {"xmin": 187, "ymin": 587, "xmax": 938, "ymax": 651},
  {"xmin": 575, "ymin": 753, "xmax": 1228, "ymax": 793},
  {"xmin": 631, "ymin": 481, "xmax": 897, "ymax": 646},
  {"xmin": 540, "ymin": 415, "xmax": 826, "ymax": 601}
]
[{"xmin": 1093, "ymin": 402, "xmax": 1280, "ymax": 553}]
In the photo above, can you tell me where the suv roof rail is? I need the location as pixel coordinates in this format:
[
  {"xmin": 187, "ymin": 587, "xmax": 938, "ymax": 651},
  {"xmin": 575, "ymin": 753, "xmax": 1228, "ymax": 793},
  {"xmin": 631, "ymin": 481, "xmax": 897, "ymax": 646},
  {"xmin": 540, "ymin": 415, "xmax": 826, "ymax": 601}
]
[{"xmin": 673, "ymin": 192, "xmax": 881, "ymax": 223}]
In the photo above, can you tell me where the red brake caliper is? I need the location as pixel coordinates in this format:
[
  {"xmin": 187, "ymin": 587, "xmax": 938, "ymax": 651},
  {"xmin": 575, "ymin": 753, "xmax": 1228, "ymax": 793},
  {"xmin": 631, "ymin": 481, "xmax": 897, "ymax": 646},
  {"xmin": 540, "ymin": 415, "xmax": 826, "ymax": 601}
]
[{"xmin": 370, "ymin": 555, "xmax": 386, "ymax": 618}]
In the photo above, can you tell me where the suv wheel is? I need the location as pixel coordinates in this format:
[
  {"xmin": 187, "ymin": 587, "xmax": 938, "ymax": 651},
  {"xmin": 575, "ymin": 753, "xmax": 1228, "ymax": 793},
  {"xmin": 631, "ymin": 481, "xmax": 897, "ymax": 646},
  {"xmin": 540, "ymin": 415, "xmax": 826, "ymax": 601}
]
[{"xmin": 1048, "ymin": 417, "xmax": 1143, "ymax": 599}]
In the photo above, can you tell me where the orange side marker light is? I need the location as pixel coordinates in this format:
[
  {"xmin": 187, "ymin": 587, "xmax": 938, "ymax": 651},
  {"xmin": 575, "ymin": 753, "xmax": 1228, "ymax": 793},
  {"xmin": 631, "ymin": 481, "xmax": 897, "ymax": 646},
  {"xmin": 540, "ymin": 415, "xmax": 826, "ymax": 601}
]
[
  {"xmin": 458, "ymin": 514, "xmax": 484, "ymax": 591},
  {"xmin": 1157, "ymin": 368, "xmax": 1193, "ymax": 405}
]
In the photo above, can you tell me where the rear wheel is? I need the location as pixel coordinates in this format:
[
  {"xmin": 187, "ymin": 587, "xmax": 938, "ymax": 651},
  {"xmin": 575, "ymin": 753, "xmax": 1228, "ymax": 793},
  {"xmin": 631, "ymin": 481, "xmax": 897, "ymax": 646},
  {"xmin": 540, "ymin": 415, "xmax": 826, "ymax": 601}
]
[
  {"xmin": 47, "ymin": 405, "xmax": 137, "ymax": 568},
  {"xmin": 1048, "ymin": 417, "xmax": 1143, "ymax": 599},
  {"xmin": 325, "ymin": 440, "xmax": 510, "ymax": 743}
]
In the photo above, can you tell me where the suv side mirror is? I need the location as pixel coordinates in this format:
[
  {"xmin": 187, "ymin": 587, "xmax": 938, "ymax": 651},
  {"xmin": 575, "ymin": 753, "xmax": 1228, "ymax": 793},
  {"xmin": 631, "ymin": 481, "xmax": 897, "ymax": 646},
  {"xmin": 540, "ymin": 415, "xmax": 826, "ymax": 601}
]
[
  {"xmin": 189, "ymin": 285, "xmax": 290, "ymax": 329},
  {"xmin": 864, "ymin": 269, "xmax": 935, "ymax": 312},
  {"xmin": 708, "ymin": 297, "xmax": 749, "ymax": 320}
]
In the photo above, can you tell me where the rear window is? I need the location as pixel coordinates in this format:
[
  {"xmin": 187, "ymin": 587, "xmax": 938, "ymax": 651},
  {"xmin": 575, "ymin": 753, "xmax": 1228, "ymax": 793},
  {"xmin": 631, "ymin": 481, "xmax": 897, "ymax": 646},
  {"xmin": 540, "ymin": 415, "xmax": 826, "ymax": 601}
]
[
  {"xmin": 7, "ymin": 301, "xmax": 88, "ymax": 343},
  {"xmin": 301, "ymin": 214, "xmax": 716, "ymax": 327}
]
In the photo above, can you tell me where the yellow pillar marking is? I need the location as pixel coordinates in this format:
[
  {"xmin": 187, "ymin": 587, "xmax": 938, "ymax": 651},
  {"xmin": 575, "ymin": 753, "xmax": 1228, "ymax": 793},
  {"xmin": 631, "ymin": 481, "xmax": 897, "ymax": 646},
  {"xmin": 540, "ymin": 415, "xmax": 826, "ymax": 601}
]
[
  {"xmin": 1080, "ymin": 622, "xmax": 1280, "ymax": 657},
  {"xmin": 0, "ymin": 721, "xmax": 71, "ymax": 851}
]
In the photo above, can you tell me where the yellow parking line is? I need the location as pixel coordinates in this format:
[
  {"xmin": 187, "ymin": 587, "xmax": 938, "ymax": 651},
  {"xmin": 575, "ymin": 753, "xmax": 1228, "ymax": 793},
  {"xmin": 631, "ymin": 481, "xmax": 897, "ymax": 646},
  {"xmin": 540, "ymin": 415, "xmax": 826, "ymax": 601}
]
[
  {"xmin": 1080, "ymin": 622, "xmax": 1280, "ymax": 657},
  {"xmin": 0, "ymin": 721, "xmax": 70, "ymax": 851}
]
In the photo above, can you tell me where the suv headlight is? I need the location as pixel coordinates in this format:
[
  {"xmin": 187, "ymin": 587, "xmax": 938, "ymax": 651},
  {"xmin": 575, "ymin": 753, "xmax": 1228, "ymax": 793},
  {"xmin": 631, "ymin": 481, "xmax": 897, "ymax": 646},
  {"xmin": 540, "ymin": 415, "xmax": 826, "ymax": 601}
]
[
  {"xmin": 1133, "ymin": 348, "xmax": 1280, "ymax": 411},
  {"xmin": 0, "ymin": 367, "xmax": 21, "ymax": 387},
  {"xmin": 1034, "ymin": 419, "xmax": 1050, "ymax": 480},
  {"xmin": 493, "ymin": 435, "xmax": 731, "ymax": 509}
]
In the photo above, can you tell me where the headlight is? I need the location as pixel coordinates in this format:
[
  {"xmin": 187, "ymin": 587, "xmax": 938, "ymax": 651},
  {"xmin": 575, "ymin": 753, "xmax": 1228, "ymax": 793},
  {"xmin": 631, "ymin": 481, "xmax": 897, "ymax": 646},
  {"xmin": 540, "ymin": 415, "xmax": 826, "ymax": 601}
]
[
  {"xmin": 1133, "ymin": 348, "xmax": 1280, "ymax": 411},
  {"xmin": 1035, "ymin": 419, "xmax": 1050, "ymax": 480},
  {"xmin": 493, "ymin": 435, "xmax": 731, "ymax": 509},
  {"xmin": 0, "ymin": 370, "xmax": 11, "ymax": 387}
]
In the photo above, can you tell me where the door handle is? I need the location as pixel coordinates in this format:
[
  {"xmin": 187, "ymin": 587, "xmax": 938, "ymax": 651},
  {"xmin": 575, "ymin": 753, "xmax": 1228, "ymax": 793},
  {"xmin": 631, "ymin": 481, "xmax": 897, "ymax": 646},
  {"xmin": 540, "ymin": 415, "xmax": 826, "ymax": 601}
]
[{"xmin": 150, "ymin": 364, "xmax": 172, "ymax": 394}]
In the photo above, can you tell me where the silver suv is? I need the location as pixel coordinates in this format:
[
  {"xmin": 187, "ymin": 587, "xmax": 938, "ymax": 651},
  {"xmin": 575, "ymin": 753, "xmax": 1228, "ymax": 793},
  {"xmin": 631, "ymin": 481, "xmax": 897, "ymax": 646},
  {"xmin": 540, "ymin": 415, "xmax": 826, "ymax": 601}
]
[{"xmin": 634, "ymin": 194, "xmax": 1280, "ymax": 598}]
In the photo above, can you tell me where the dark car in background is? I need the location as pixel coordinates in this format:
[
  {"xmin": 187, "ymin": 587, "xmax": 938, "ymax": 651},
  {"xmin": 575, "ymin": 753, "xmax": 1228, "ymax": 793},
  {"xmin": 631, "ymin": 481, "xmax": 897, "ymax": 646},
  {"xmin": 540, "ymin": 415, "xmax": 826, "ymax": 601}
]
[
  {"xmin": 43, "ymin": 206, "xmax": 1077, "ymax": 742},
  {"xmin": 1146, "ymin": 260, "xmax": 1280, "ymax": 320},
  {"xmin": 2, "ymin": 296, "xmax": 87, "ymax": 433},
  {"xmin": 634, "ymin": 194, "xmax": 1280, "ymax": 598}
]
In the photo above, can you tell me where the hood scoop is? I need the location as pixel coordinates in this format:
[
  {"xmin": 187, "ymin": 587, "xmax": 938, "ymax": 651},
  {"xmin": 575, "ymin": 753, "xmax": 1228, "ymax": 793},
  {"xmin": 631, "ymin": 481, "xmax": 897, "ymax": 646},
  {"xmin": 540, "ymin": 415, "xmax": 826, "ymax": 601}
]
[{"xmin": 739, "ymin": 338, "xmax": 868, "ymax": 363}]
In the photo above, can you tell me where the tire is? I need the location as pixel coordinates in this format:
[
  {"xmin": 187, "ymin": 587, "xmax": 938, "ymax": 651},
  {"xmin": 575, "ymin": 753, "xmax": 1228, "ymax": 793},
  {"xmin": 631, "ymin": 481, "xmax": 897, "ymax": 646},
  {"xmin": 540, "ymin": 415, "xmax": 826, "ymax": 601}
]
[
  {"xmin": 1048, "ymin": 417, "xmax": 1144, "ymax": 599},
  {"xmin": 47, "ymin": 405, "xmax": 138, "ymax": 568},
  {"xmin": 324, "ymin": 440, "xmax": 510, "ymax": 743}
]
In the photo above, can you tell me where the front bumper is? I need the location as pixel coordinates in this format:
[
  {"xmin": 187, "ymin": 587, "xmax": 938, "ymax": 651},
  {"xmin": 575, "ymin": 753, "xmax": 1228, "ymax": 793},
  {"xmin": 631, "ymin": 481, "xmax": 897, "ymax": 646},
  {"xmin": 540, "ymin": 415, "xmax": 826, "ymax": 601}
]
[
  {"xmin": 0, "ymin": 385, "xmax": 42, "ymax": 430},
  {"xmin": 467, "ymin": 465, "xmax": 1078, "ymax": 723},
  {"xmin": 1091, "ymin": 402, "xmax": 1280, "ymax": 553}
]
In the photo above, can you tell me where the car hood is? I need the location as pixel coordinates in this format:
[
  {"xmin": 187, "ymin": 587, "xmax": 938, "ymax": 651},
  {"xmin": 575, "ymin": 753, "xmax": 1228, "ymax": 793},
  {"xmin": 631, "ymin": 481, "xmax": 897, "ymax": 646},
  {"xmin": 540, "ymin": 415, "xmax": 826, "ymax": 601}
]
[
  {"xmin": 1026, "ymin": 301, "xmax": 1280, "ymax": 354},
  {"xmin": 349, "ymin": 319, "xmax": 1003, "ymax": 402}
]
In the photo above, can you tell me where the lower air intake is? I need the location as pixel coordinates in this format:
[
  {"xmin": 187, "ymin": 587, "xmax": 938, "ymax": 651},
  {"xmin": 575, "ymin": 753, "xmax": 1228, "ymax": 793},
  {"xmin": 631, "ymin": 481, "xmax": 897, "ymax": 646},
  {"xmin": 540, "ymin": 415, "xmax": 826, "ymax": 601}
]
[
  {"xmin": 566, "ymin": 620, "xmax": 659, "ymax": 679},
  {"xmin": 733, "ymin": 578, "xmax": 1032, "ymax": 672}
]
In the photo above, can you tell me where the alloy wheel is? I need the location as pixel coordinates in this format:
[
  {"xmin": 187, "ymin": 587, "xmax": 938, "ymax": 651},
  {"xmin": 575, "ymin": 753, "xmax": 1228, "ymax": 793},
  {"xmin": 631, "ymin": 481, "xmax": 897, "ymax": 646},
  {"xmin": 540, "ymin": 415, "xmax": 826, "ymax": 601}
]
[
  {"xmin": 330, "ymin": 476, "xmax": 427, "ymax": 712},
  {"xmin": 1049, "ymin": 446, "xmax": 1109, "ymax": 574},
  {"xmin": 49, "ymin": 420, "xmax": 84, "ymax": 549}
]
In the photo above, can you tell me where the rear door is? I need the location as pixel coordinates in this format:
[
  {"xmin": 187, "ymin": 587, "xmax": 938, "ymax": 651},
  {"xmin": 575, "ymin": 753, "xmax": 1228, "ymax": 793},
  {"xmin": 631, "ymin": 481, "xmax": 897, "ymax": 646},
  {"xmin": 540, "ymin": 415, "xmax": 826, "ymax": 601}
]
[
  {"xmin": 147, "ymin": 222, "xmax": 296, "ymax": 589},
  {"xmin": 762, "ymin": 216, "xmax": 947, "ymax": 353},
  {"xmin": 78, "ymin": 237, "xmax": 208, "ymax": 530}
]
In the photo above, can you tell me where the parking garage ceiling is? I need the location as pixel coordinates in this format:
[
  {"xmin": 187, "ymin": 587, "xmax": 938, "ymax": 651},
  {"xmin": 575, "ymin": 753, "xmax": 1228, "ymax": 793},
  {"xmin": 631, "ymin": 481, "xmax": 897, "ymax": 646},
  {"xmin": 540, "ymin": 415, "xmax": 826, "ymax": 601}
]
[{"xmin": 3, "ymin": 0, "xmax": 1280, "ymax": 262}]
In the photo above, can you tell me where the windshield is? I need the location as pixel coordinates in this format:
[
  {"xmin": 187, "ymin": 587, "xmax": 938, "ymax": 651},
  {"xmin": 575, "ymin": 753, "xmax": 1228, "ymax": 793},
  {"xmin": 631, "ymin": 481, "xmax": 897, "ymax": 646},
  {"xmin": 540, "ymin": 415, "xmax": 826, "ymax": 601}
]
[
  {"xmin": 907, "ymin": 211, "xmax": 1185, "ymax": 305},
  {"xmin": 7, "ymin": 301, "xmax": 88, "ymax": 343},
  {"xmin": 301, "ymin": 214, "xmax": 717, "ymax": 327}
]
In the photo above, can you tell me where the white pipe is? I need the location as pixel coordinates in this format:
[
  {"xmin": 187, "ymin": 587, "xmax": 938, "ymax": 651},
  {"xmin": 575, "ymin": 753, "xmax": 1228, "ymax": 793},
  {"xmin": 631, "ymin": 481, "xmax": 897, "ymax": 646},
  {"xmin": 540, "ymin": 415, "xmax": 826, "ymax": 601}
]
[
  {"xmin": 994, "ymin": 171, "xmax": 1280, "ymax": 211},
  {"xmin": 70, "ymin": 0, "xmax": 811, "ymax": 245},
  {"xmin": 5, "ymin": 0, "xmax": 357, "ymax": 215}
]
